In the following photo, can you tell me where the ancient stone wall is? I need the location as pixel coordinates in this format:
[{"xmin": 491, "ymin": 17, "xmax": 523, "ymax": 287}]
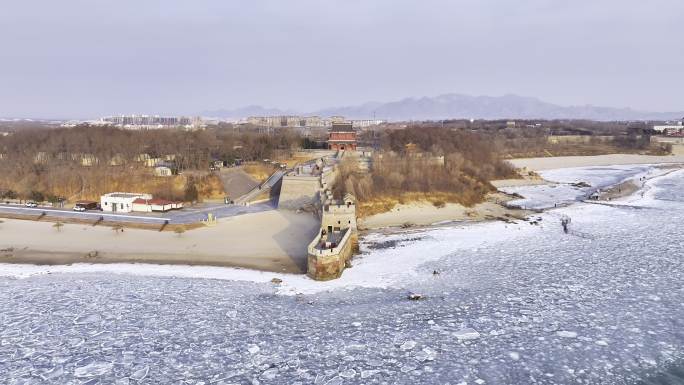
[
  {"xmin": 307, "ymin": 228, "xmax": 354, "ymax": 281},
  {"xmin": 321, "ymin": 203, "xmax": 357, "ymax": 232}
]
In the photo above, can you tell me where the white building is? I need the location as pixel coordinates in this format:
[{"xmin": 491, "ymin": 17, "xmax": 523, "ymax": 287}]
[
  {"xmin": 154, "ymin": 166, "xmax": 173, "ymax": 177},
  {"xmin": 653, "ymin": 118, "xmax": 684, "ymax": 135},
  {"xmin": 100, "ymin": 192, "xmax": 152, "ymax": 213},
  {"xmin": 351, "ymin": 119, "xmax": 386, "ymax": 129},
  {"xmin": 99, "ymin": 115, "xmax": 204, "ymax": 130}
]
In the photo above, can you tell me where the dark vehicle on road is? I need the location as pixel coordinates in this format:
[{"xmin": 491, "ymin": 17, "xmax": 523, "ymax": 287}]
[{"xmin": 73, "ymin": 200, "xmax": 99, "ymax": 211}]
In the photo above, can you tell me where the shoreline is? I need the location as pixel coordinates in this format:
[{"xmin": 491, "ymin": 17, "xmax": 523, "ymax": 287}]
[
  {"xmin": 0, "ymin": 157, "xmax": 680, "ymax": 276},
  {"xmin": 0, "ymin": 162, "xmax": 681, "ymax": 295},
  {"xmin": 0, "ymin": 249, "xmax": 303, "ymax": 274}
]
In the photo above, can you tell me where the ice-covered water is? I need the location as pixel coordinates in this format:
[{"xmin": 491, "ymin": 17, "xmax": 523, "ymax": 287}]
[
  {"xmin": 1, "ymin": 166, "xmax": 683, "ymax": 384},
  {"xmin": 501, "ymin": 165, "xmax": 663, "ymax": 209}
]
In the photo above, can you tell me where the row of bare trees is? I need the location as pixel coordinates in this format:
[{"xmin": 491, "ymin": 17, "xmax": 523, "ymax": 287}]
[
  {"xmin": 336, "ymin": 126, "xmax": 517, "ymax": 206},
  {"xmin": 0, "ymin": 125, "xmax": 302, "ymax": 201}
]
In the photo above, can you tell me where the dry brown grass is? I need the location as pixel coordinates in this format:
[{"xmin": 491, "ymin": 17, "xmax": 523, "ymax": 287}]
[
  {"xmin": 242, "ymin": 163, "xmax": 276, "ymax": 182},
  {"xmin": 356, "ymin": 191, "xmax": 486, "ymax": 218},
  {"xmin": 279, "ymin": 155, "xmax": 318, "ymax": 168},
  {"xmin": 0, "ymin": 166, "xmax": 227, "ymax": 203},
  {"xmin": 195, "ymin": 174, "xmax": 225, "ymax": 200}
]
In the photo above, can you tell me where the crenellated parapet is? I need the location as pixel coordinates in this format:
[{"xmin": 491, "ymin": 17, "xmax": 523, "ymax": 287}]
[{"xmin": 307, "ymin": 193, "xmax": 358, "ymax": 280}]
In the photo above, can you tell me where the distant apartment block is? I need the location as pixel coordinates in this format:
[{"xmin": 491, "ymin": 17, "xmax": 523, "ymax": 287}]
[
  {"xmin": 246, "ymin": 115, "xmax": 385, "ymax": 129},
  {"xmin": 99, "ymin": 115, "xmax": 205, "ymax": 130},
  {"xmin": 653, "ymin": 118, "xmax": 684, "ymax": 137}
]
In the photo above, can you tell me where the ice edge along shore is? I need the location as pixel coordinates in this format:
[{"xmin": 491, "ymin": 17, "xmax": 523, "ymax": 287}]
[{"xmin": 0, "ymin": 162, "xmax": 682, "ymax": 296}]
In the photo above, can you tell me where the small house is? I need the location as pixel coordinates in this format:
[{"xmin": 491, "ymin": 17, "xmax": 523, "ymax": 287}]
[
  {"xmin": 154, "ymin": 166, "xmax": 173, "ymax": 177},
  {"xmin": 101, "ymin": 192, "xmax": 152, "ymax": 213}
]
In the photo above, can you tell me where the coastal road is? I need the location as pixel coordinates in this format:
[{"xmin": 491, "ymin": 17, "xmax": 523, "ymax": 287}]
[{"xmin": 0, "ymin": 202, "xmax": 275, "ymax": 225}]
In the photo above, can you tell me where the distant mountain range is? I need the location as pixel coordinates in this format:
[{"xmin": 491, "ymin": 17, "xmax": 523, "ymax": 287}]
[{"xmin": 202, "ymin": 93, "xmax": 684, "ymax": 122}]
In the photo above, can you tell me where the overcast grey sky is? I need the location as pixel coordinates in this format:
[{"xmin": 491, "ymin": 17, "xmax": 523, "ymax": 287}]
[{"xmin": 0, "ymin": 0, "xmax": 682, "ymax": 119}]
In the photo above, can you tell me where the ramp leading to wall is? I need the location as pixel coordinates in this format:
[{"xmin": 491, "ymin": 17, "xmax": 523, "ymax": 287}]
[{"xmin": 277, "ymin": 175, "xmax": 321, "ymax": 210}]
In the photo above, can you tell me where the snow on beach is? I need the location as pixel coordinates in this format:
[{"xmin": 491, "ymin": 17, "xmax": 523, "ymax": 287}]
[
  {"xmin": 0, "ymin": 217, "xmax": 539, "ymax": 295},
  {"xmin": 500, "ymin": 164, "xmax": 671, "ymax": 209}
]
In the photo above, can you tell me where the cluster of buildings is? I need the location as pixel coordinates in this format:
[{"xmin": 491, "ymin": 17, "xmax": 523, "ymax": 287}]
[
  {"xmin": 29, "ymin": 151, "xmax": 179, "ymax": 176},
  {"xmin": 61, "ymin": 115, "xmax": 206, "ymax": 130},
  {"xmin": 653, "ymin": 118, "xmax": 684, "ymax": 137},
  {"xmin": 100, "ymin": 115, "xmax": 205, "ymax": 130},
  {"xmin": 246, "ymin": 115, "xmax": 385, "ymax": 130}
]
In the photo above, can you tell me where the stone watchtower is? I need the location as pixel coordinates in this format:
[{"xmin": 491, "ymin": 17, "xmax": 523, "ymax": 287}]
[{"xmin": 306, "ymin": 193, "xmax": 358, "ymax": 280}]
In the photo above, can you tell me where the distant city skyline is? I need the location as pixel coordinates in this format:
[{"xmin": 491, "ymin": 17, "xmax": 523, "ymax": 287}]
[{"xmin": 1, "ymin": 0, "xmax": 683, "ymax": 119}]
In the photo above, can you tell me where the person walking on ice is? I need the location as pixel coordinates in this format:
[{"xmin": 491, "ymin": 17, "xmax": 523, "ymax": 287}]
[{"xmin": 560, "ymin": 215, "xmax": 572, "ymax": 234}]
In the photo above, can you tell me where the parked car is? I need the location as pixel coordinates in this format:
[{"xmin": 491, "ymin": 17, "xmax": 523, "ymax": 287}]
[
  {"xmin": 74, "ymin": 200, "xmax": 99, "ymax": 211},
  {"xmin": 25, "ymin": 201, "xmax": 38, "ymax": 208}
]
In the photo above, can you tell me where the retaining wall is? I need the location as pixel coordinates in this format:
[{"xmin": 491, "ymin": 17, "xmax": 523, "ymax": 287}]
[{"xmin": 277, "ymin": 175, "xmax": 321, "ymax": 210}]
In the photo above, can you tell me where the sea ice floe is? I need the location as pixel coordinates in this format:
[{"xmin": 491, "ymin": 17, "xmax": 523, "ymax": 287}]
[
  {"xmin": 73, "ymin": 361, "xmax": 113, "ymax": 377},
  {"xmin": 0, "ymin": 165, "xmax": 682, "ymax": 384},
  {"xmin": 129, "ymin": 366, "xmax": 149, "ymax": 381},
  {"xmin": 454, "ymin": 328, "xmax": 481, "ymax": 340},
  {"xmin": 400, "ymin": 340, "xmax": 417, "ymax": 350},
  {"xmin": 556, "ymin": 331, "xmax": 578, "ymax": 338}
]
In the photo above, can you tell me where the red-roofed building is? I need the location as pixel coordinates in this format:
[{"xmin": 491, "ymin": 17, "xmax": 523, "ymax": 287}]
[
  {"xmin": 327, "ymin": 122, "xmax": 357, "ymax": 151},
  {"xmin": 131, "ymin": 198, "xmax": 183, "ymax": 212}
]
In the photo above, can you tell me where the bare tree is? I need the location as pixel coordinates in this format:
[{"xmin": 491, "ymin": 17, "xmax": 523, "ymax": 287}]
[
  {"xmin": 174, "ymin": 226, "xmax": 186, "ymax": 238},
  {"xmin": 53, "ymin": 221, "xmax": 64, "ymax": 232}
]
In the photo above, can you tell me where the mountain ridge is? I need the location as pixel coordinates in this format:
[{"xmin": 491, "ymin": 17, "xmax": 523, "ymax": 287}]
[{"xmin": 201, "ymin": 93, "xmax": 684, "ymax": 122}]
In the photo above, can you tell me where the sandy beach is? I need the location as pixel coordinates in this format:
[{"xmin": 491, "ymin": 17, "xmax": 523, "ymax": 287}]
[
  {"xmin": 509, "ymin": 151, "xmax": 684, "ymax": 171},
  {"xmin": 358, "ymin": 193, "xmax": 531, "ymax": 230},
  {"xmin": 0, "ymin": 210, "xmax": 319, "ymax": 273}
]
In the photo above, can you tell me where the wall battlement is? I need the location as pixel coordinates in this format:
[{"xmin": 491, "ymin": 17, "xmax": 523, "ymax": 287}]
[{"xmin": 307, "ymin": 193, "xmax": 358, "ymax": 280}]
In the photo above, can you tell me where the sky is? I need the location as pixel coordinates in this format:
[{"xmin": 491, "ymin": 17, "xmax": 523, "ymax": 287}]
[{"xmin": 0, "ymin": 0, "xmax": 682, "ymax": 119}]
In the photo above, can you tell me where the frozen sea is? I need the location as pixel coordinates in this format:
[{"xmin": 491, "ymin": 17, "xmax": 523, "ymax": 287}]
[{"xmin": 1, "ymin": 165, "xmax": 683, "ymax": 384}]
